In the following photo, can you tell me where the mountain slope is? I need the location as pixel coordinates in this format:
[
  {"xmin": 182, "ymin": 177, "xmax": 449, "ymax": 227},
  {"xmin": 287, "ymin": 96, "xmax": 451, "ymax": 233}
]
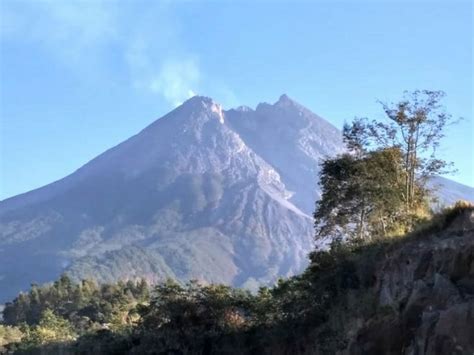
[
  {"xmin": 429, "ymin": 176, "xmax": 474, "ymax": 207},
  {"xmin": 226, "ymin": 94, "xmax": 345, "ymax": 214},
  {"xmin": 0, "ymin": 95, "xmax": 472, "ymax": 303},
  {"xmin": 0, "ymin": 96, "xmax": 317, "ymax": 302}
]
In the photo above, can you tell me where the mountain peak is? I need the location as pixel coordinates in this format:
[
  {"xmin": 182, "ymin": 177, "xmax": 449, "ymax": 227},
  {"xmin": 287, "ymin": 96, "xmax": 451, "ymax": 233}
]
[
  {"xmin": 173, "ymin": 95, "xmax": 224, "ymax": 124},
  {"xmin": 275, "ymin": 93, "xmax": 297, "ymax": 107},
  {"xmin": 182, "ymin": 95, "xmax": 217, "ymax": 107},
  {"xmin": 278, "ymin": 93, "xmax": 291, "ymax": 102}
]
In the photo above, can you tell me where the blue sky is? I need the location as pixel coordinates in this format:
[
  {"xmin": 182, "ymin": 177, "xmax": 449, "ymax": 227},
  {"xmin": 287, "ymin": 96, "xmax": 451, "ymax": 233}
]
[{"xmin": 1, "ymin": 0, "xmax": 473, "ymax": 199}]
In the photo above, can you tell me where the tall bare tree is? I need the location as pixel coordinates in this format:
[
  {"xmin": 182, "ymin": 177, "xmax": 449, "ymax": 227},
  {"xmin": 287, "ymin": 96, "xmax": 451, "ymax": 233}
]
[{"xmin": 343, "ymin": 90, "xmax": 458, "ymax": 211}]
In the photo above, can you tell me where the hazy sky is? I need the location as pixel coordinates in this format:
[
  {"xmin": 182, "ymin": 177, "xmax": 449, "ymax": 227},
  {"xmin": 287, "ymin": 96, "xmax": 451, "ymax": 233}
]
[{"xmin": 1, "ymin": 0, "xmax": 473, "ymax": 199}]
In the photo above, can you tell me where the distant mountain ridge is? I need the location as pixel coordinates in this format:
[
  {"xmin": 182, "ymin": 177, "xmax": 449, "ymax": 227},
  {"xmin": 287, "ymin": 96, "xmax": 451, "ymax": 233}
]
[{"xmin": 1, "ymin": 95, "xmax": 473, "ymax": 303}]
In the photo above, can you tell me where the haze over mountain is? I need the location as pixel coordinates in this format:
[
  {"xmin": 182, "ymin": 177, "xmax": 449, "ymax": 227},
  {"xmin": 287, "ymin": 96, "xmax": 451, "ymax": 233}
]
[{"xmin": 0, "ymin": 95, "xmax": 472, "ymax": 303}]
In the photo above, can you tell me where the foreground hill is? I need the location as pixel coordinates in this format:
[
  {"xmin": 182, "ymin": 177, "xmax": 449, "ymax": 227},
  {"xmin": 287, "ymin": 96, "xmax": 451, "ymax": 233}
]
[
  {"xmin": 2, "ymin": 204, "xmax": 473, "ymax": 354},
  {"xmin": 0, "ymin": 95, "xmax": 472, "ymax": 303}
]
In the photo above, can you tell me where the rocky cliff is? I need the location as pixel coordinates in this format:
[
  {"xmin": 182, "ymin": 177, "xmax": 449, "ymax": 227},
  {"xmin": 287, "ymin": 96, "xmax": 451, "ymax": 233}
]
[{"xmin": 345, "ymin": 206, "xmax": 474, "ymax": 354}]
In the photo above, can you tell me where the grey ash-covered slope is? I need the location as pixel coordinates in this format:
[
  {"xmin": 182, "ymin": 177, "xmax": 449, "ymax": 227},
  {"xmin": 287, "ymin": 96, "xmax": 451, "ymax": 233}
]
[
  {"xmin": 0, "ymin": 95, "xmax": 336, "ymax": 302},
  {"xmin": 226, "ymin": 94, "xmax": 344, "ymax": 214},
  {"xmin": 0, "ymin": 95, "xmax": 472, "ymax": 303}
]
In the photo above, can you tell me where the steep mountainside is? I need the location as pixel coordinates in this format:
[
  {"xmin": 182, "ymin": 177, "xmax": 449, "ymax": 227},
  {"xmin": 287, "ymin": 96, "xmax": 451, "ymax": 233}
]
[
  {"xmin": 0, "ymin": 96, "xmax": 323, "ymax": 302},
  {"xmin": 0, "ymin": 95, "xmax": 472, "ymax": 303},
  {"xmin": 226, "ymin": 94, "xmax": 344, "ymax": 214}
]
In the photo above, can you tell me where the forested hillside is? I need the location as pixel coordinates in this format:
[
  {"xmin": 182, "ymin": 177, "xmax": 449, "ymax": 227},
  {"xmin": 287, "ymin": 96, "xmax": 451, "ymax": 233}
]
[{"xmin": 1, "ymin": 203, "xmax": 473, "ymax": 354}]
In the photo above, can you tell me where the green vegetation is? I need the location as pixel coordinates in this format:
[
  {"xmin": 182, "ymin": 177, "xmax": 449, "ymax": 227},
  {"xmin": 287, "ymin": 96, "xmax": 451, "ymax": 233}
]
[
  {"xmin": 315, "ymin": 90, "xmax": 458, "ymax": 243},
  {"xmin": 344, "ymin": 90, "xmax": 457, "ymax": 209},
  {"xmin": 0, "ymin": 325, "xmax": 23, "ymax": 352},
  {"xmin": 18, "ymin": 309, "xmax": 76, "ymax": 349},
  {"xmin": 1, "ymin": 276, "xmax": 149, "ymax": 353},
  {"xmin": 3, "ymin": 275, "xmax": 149, "ymax": 328},
  {"xmin": 315, "ymin": 147, "xmax": 408, "ymax": 241}
]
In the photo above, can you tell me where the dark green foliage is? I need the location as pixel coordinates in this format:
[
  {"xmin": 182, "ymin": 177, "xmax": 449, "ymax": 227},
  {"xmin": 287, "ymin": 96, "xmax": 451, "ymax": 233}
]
[
  {"xmin": 134, "ymin": 280, "xmax": 254, "ymax": 353},
  {"xmin": 315, "ymin": 148, "xmax": 407, "ymax": 241},
  {"xmin": 3, "ymin": 274, "xmax": 150, "ymax": 330},
  {"xmin": 18, "ymin": 309, "xmax": 76, "ymax": 348},
  {"xmin": 316, "ymin": 90, "xmax": 458, "ymax": 244}
]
